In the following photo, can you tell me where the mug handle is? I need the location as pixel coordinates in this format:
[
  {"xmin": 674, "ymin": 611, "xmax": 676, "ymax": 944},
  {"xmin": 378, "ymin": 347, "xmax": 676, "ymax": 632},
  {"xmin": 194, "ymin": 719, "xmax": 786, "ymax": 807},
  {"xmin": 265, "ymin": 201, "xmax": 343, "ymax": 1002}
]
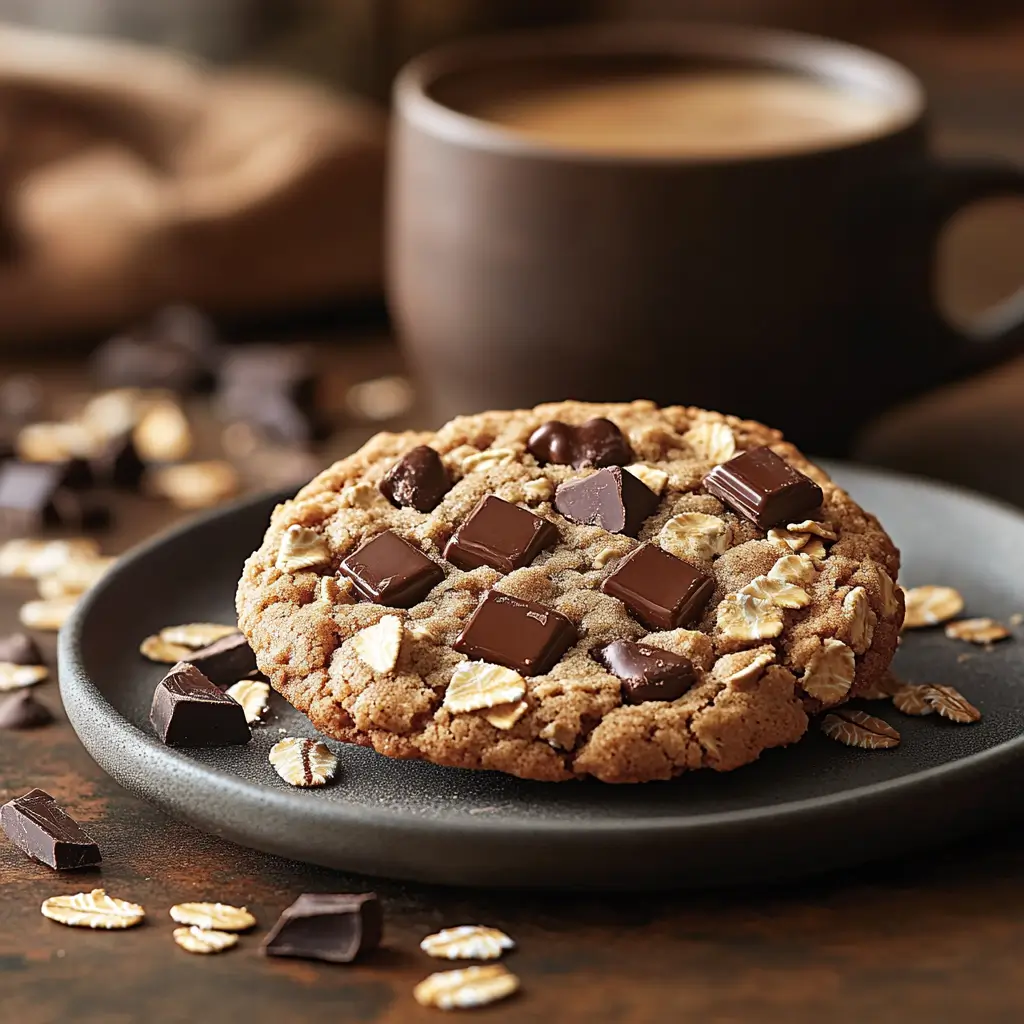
[{"xmin": 926, "ymin": 158, "xmax": 1024, "ymax": 375}]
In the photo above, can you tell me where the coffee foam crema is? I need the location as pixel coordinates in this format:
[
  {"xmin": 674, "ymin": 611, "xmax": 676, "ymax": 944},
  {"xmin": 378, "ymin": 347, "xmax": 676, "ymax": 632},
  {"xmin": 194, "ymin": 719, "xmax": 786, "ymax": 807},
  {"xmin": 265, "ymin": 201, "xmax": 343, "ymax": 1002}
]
[{"xmin": 462, "ymin": 70, "xmax": 901, "ymax": 158}]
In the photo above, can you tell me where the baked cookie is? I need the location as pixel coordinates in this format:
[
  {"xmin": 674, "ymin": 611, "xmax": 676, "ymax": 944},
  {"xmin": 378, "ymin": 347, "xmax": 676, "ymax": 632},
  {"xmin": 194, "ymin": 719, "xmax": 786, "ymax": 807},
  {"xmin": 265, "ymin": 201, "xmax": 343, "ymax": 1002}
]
[{"xmin": 237, "ymin": 401, "xmax": 903, "ymax": 783}]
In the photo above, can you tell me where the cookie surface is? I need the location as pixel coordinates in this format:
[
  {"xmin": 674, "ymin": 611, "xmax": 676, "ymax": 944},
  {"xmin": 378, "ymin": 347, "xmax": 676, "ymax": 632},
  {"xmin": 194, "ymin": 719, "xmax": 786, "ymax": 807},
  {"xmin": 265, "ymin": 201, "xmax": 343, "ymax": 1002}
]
[{"xmin": 236, "ymin": 402, "xmax": 903, "ymax": 783}]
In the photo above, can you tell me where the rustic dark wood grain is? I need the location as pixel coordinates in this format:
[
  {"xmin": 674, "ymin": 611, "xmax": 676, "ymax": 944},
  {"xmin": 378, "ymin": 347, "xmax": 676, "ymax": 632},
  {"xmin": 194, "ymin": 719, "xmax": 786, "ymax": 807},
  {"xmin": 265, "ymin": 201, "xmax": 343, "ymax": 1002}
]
[{"xmin": 3, "ymin": 23, "xmax": 1024, "ymax": 1020}]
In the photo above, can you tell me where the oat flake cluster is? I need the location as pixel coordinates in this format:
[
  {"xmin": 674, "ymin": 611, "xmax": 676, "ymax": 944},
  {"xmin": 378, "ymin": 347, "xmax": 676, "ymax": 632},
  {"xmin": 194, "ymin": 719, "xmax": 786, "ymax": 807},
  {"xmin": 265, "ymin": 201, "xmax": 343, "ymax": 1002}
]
[{"xmin": 237, "ymin": 401, "xmax": 904, "ymax": 783}]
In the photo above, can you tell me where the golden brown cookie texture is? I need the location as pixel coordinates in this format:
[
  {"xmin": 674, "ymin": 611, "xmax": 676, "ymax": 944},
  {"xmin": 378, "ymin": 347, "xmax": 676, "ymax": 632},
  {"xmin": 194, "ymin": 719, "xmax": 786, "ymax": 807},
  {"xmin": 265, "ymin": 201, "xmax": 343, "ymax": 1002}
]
[{"xmin": 237, "ymin": 401, "xmax": 903, "ymax": 783}]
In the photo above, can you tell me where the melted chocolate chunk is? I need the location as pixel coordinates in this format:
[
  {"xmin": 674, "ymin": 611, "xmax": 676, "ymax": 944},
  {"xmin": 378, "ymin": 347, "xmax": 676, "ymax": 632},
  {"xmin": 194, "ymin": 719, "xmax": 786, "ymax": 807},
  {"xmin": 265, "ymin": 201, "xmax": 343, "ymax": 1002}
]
[
  {"xmin": 444, "ymin": 496, "xmax": 558, "ymax": 574},
  {"xmin": 340, "ymin": 530, "xmax": 444, "ymax": 607},
  {"xmin": 454, "ymin": 590, "xmax": 577, "ymax": 676},
  {"xmin": 704, "ymin": 446, "xmax": 823, "ymax": 529},
  {"xmin": 150, "ymin": 662, "xmax": 251, "ymax": 747},
  {"xmin": 379, "ymin": 446, "xmax": 451, "ymax": 513},
  {"xmin": 0, "ymin": 632, "xmax": 42, "ymax": 665},
  {"xmin": 528, "ymin": 417, "xmax": 632, "ymax": 469},
  {"xmin": 182, "ymin": 633, "xmax": 256, "ymax": 688},
  {"xmin": 261, "ymin": 893, "xmax": 382, "ymax": 963},
  {"xmin": 555, "ymin": 467, "xmax": 659, "ymax": 537},
  {"xmin": 601, "ymin": 543, "xmax": 715, "ymax": 630},
  {"xmin": 0, "ymin": 690, "xmax": 54, "ymax": 729},
  {"xmin": 592, "ymin": 639, "xmax": 697, "ymax": 704},
  {"xmin": 1, "ymin": 789, "xmax": 101, "ymax": 870}
]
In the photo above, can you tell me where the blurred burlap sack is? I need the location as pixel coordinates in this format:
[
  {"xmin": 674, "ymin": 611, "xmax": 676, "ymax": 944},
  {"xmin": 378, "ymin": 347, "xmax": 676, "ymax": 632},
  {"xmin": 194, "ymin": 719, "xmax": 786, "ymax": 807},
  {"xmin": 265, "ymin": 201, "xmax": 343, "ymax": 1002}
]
[{"xmin": 0, "ymin": 25, "xmax": 386, "ymax": 345}]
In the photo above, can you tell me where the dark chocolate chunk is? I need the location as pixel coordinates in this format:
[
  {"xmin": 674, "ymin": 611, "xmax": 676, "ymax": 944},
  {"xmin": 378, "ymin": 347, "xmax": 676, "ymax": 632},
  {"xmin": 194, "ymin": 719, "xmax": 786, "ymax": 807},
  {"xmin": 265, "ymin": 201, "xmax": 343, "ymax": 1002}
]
[
  {"xmin": 703, "ymin": 446, "xmax": 823, "ymax": 529},
  {"xmin": 150, "ymin": 662, "xmax": 251, "ymax": 746},
  {"xmin": 49, "ymin": 488, "xmax": 113, "ymax": 532},
  {"xmin": 339, "ymin": 530, "xmax": 444, "ymax": 608},
  {"xmin": 1, "ymin": 789, "xmax": 101, "ymax": 870},
  {"xmin": 454, "ymin": 590, "xmax": 577, "ymax": 676},
  {"xmin": 592, "ymin": 639, "xmax": 697, "ymax": 704},
  {"xmin": 444, "ymin": 496, "xmax": 558, "ymax": 574},
  {"xmin": 217, "ymin": 390, "xmax": 316, "ymax": 449},
  {"xmin": 0, "ymin": 631, "xmax": 42, "ymax": 665},
  {"xmin": 601, "ymin": 543, "xmax": 715, "ymax": 630},
  {"xmin": 92, "ymin": 431, "xmax": 146, "ymax": 490},
  {"xmin": 0, "ymin": 690, "xmax": 54, "ymax": 729},
  {"xmin": 0, "ymin": 461, "xmax": 64, "ymax": 535},
  {"xmin": 554, "ymin": 467, "xmax": 659, "ymax": 537},
  {"xmin": 182, "ymin": 633, "xmax": 257, "ymax": 688},
  {"xmin": 261, "ymin": 892, "xmax": 382, "ymax": 963},
  {"xmin": 528, "ymin": 417, "xmax": 632, "ymax": 469},
  {"xmin": 379, "ymin": 446, "xmax": 451, "ymax": 513},
  {"xmin": 92, "ymin": 333, "xmax": 211, "ymax": 394},
  {"xmin": 217, "ymin": 344, "xmax": 315, "ymax": 409}
]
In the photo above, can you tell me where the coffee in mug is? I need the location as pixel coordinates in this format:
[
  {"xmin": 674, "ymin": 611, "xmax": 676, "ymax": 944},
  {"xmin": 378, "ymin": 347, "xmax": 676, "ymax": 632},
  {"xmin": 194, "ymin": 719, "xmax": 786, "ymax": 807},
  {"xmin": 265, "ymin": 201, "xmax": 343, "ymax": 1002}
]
[{"xmin": 460, "ymin": 69, "xmax": 903, "ymax": 158}]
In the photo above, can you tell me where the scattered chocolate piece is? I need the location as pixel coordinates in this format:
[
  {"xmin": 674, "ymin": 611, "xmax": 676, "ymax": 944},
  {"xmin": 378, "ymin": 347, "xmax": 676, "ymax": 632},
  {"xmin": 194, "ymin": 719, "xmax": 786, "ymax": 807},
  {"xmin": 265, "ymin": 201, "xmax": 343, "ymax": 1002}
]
[
  {"xmin": 527, "ymin": 417, "xmax": 632, "ymax": 469},
  {"xmin": 0, "ymin": 690, "xmax": 54, "ymax": 729},
  {"xmin": 182, "ymin": 633, "xmax": 257, "ymax": 688},
  {"xmin": 555, "ymin": 467, "xmax": 659, "ymax": 537},
  {"xmin": 218, "ymin": 344, "xmax": 314, "ymax": 407},
  {"xmin": 379, "ymin": 446, "xmax": 451, "ymax": 513},
  {"xmin": 91, "ymin": 432, "xmax": 146, "ymax": 490},
  {"xmin": 601, "ymin": 543, "xmax": 716, "ymax": 630},
  {"xmin": 340, "ymin": 530, "xmax": 444, "ymax": 608},
  {"xmin": 0, "ymin": 789, "xmax": 101, "ymax": 870},
  {"xmin": 218, "ymin": 392, "xmax": 315, "ymax": 449},
  {"xmin": 150, "ymin": 662, "xmax": 251, "ymax": 746},
  {"xmin": 261, "ymin": 893, "xmax": 382, "ymax": 963},
  {"xmin": 444, "ymin": 496, "xmax": 558, "ymax": 574},
  {"xmin": 0, "ymin": 631, "xmax": 42, "ymax": 665},
  {"xmin": 704, "ymin": 446, "xmax": 823, "ymax": 529},
  {"xmin": 0, "ymin": 461, "xmax": 110, "ymax": 535},
  {"xmin": 592, "ymin": 640, "xmax": 697, "ymax": 704},
  {"xmin": 455, "ymin": 590, "xmax": 577, "ymax": 676}
]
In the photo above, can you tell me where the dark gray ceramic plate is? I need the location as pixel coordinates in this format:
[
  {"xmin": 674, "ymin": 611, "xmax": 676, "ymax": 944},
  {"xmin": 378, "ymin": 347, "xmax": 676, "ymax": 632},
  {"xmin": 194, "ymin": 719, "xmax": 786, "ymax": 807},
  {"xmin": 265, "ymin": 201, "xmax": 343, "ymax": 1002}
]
[{"xmin": 59, "ymin": 464, "xmax": 1024, "ymax": 889}]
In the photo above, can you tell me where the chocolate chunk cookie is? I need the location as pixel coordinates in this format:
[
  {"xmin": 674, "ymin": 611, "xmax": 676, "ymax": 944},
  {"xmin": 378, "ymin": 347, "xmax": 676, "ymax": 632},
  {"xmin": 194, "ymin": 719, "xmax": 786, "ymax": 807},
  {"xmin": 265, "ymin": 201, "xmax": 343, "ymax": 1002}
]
[{"xmin": 237, "ymin": 402, "xmax": 903, "ymax": 783}]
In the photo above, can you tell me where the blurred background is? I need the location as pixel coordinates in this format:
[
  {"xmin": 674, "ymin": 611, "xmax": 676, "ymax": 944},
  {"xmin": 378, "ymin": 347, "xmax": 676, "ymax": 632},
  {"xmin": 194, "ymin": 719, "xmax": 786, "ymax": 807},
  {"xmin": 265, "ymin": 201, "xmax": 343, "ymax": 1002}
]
[{"xmin": 0, "ymin": 0, "xmax": 1021, "ymax": 507}]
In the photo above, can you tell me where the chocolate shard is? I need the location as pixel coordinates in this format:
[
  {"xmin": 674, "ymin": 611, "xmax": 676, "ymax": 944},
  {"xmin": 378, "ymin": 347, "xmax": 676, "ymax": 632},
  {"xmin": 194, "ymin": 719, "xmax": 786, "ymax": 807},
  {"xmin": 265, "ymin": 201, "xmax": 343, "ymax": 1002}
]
[
  {"xmin": 150, "ymin": 662, "xmax": 251, "ymax": 747},
  {"xmin": 454, "ymin": 590, "xmax": 577, "ymax": 676},
  {"xmin": 528, "ymin": 418, "xmax": 632, "ymax": 469},
  {"xmin": 444, "ymin": 495, "xmax": 558, "ymax": 574},
  {"xmin": 261, "ymin": 892, "xmax": 382, "ymax": 963},
  {"xmin": 0, "ymin": 632, "xmax": 42, "ymax": 665},
  {"xmin": 1, "ymin": 789, "xmax": 101, "ymax": 870},
  {"xmin": 703, "ymin": 446, "xmax": 823, "ymax": 529},
  {"xmin": 182, "ymin": 633, "xmax": 257, "ymax": 688},
  {"xmin": 601, "ymin": 543, "xmax": 715, "ymax": 630},
  {"xmin": 0, "ymin": 461, "xmax": 110, "ymax": 535},
  {"xmin": 555, "ymin": 467, "xmax": 659, "ymax": 537},
  {"xmin": 379, "ymin": 446, "xmax": 451, "ymax": 513},
  {"xmin": 592, "ymin": 640, "xmax": 697, "ymax": 704},
  {"xmin": 92, "ymin": 432, "xmax": 146, "ymax": 490},
  {"xmin": 0, "ymin": 690, "xmax": 54, "ymax": 729},
  {"xmin": 339, "ymin": 530, "xmax": 444, "ymax": 608},
  {"xmin": 217, "ymin": 343, "xmax": 315, "ymax": 409}
]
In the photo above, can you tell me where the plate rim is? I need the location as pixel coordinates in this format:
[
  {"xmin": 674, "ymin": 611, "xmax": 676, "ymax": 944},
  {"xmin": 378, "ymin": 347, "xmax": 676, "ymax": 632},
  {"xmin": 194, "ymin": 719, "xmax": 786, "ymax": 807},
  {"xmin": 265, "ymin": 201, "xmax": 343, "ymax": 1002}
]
[{"xmin": 57, "ymin": 465, "xmax": 1024, "ymax": 863}]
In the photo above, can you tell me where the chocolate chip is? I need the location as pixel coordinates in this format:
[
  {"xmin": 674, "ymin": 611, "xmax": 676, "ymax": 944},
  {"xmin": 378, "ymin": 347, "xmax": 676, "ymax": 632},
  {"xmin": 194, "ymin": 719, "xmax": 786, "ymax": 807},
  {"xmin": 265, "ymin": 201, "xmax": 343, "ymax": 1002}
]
[
  {"xmin": 554, "ymin": 467, "xmax": 659, "ymax": 537},
  {"xmin": 591, "ymin": 640, "xmax": 697, "ymax": 704},
  {"xmin": 454, "ymin": 590, "xmax": 577, "ymax": 676},
  {"xmin": 0, "ymin": 690, "xmax": 54, "ymax": 729},
  {"xmin": 379, "ymin": 446, "xmax": 451, "ymax": 513},
  {"xmin": 601, "ymin": 543, "xmax": 715, "ymax": 630},
  {"xmin": 444, "ymin": 496, "xmax": 558, "ymax": 574},
  {"xmin": 0, "ymin": 632, "xmax": 42, "ymax": 665},
  {"xmin": 528, "ymin": 418, "xmax": 632, "ymax": 469},
  {"xmin": 340, "ymin": 530, "xmax": 444, "ymax": 607},
  {"xmin": 150, "ymin": 662, "xmax": 252, "ymax": 747},
  {"xmin": 704, "ymin": 446, "xmax": 823, "ymax": 529},
  {"xmin": 0, "ymin": 789, "xmax": 101, "ymax": 870},
  {"xmin": 182, "ymin": 633, "xmax": 257, "ymax": 688},
  {"xmin": 261, "ymin": 893, "xmax": 382, "ymax": 963}
]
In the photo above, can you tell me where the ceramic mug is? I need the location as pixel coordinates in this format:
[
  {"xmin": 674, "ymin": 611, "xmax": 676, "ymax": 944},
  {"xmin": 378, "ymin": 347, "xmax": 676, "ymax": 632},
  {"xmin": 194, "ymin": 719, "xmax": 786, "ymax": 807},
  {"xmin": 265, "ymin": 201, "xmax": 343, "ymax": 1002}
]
[{"xmin": 388, "ymin": 24, "xmax": 1024, "ymax": 453}]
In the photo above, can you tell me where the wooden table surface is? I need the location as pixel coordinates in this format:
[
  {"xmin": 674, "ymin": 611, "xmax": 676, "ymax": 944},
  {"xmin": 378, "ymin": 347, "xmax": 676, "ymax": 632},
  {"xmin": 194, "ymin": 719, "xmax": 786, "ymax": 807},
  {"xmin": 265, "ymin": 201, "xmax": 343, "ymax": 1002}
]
[{"xmin": 3, "ymin": 22, "xmax": 1024, "ymax": 1023}]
